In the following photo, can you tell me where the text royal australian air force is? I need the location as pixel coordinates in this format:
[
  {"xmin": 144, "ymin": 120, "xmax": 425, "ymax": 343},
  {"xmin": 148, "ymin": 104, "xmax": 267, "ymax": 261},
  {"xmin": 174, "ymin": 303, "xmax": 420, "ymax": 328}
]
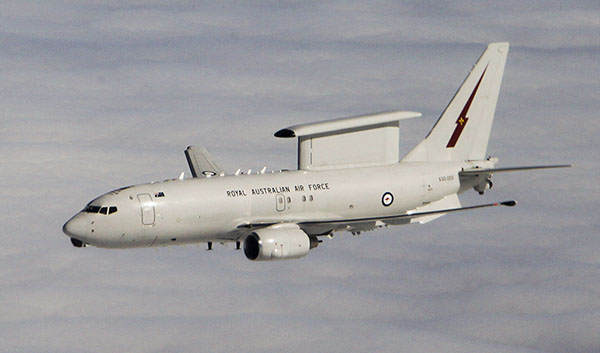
[{"xmin": 226, "ymin": 182, "xmax": 331, "ymax": 198}]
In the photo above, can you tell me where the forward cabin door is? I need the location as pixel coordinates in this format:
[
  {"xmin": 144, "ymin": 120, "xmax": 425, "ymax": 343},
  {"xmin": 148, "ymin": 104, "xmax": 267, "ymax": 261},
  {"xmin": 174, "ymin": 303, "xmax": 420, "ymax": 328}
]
[{"xmin": 137, "ymin": 193, "xmax": 155, "ymax": 225}]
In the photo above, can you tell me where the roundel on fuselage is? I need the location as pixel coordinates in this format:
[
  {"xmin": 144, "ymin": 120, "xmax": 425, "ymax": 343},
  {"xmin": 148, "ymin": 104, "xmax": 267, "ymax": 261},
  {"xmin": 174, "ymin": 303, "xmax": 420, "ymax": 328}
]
[{"xmin": 381, "ymin": 192, "xmax": 394, "ymax": 207}]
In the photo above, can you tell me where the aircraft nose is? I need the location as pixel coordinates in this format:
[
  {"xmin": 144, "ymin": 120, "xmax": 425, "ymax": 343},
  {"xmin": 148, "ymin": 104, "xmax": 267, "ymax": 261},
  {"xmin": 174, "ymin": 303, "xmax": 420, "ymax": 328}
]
[{"xmin": 63, "ymin": 213, "xmax": 88, "ymax": 239}]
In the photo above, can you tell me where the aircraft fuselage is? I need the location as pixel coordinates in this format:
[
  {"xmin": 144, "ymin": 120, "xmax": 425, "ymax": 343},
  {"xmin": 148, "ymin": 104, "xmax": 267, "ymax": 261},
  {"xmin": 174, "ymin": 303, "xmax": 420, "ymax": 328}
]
[{"xmin": 64, "ymin": 162, "xmax": 463, "ymax": 249}]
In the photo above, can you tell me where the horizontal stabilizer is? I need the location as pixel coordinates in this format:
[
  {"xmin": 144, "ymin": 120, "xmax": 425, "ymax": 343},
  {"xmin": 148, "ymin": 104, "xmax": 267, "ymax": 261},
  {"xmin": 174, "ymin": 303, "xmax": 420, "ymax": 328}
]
[
  {"xmin": 184, "ymin": 146, "xmax": 225, "ymax": 177},
  {"xmin": 460, "ymin": 164, "xmax": 572, "ymax": 176}
]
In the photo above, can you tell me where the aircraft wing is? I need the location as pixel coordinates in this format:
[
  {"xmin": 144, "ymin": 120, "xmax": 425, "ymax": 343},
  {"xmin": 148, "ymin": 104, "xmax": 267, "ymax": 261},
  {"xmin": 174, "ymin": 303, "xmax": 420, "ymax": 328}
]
[
  {"xmin": 237, "ymin": 199, "xmax": 517, "ymax": 235},
  {"xmin": 184, "ymin": 146, "xmax": 225, "ymax": 177}
]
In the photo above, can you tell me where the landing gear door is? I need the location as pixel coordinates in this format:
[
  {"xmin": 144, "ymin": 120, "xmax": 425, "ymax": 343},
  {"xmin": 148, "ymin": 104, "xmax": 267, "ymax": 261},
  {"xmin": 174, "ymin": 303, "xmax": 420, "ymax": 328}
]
[{"xmin": 137, "ymin": 193, "xmax": 155, "ymax": 225}]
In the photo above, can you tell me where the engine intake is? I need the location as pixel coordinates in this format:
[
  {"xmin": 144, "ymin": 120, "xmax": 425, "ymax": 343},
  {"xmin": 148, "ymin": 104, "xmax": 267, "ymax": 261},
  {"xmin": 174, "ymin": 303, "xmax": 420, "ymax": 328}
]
[{"xmin": 243, "ymin": 224, "xmax": 318, "ymax": 261}]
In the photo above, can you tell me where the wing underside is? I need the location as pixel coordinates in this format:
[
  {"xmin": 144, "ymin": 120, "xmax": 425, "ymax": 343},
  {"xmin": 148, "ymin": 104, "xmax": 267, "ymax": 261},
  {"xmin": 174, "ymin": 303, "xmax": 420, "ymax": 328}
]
[{"xmin": 238, "ymin": 199, "xmax": 517, "ymax": 235}]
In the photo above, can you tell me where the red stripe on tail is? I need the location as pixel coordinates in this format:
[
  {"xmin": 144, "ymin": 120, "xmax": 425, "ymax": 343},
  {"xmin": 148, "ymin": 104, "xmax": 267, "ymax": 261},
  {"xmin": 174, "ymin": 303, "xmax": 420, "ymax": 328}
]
[{"xmin": 446, "ymin": 66, "xmax": 488, "ymax": 148}]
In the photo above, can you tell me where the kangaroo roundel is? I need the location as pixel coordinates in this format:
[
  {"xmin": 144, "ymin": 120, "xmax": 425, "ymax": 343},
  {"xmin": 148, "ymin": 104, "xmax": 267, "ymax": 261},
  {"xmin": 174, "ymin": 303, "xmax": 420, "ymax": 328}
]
[{"xmin": 382, "ymin": 192, "xmax": 394, "ymax": 207}]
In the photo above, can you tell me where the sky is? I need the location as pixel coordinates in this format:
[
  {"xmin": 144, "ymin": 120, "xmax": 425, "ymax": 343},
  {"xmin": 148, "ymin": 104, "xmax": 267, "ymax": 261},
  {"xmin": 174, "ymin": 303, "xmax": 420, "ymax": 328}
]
[{"xmin": 1, "ymin": 1, "xmax": 599, "ymax": 352}]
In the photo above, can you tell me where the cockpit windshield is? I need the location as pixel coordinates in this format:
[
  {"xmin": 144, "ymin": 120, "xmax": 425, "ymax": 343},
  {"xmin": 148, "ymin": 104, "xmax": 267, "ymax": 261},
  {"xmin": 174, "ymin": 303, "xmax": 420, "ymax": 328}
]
[{"xmin": 84, "ymin": 205, "xmax": 118, "ymax": 215}]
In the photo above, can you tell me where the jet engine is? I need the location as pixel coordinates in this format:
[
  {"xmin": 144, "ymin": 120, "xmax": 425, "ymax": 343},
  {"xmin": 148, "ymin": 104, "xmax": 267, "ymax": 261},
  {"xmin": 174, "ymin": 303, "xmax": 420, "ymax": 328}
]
[{"xmin": 243, "ymin": 224, "xmax": 319, "ymax": 261}]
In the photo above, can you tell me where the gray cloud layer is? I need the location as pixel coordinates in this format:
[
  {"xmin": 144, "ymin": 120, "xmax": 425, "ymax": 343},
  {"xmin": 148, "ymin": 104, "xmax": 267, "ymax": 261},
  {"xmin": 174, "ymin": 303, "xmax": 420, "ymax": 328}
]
[{"xmin": 1, "ymin": 1, "xmax": 598, "ymax": 352}]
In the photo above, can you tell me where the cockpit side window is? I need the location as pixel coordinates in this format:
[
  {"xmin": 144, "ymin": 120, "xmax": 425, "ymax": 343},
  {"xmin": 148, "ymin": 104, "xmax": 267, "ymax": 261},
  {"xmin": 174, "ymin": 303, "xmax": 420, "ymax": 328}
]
[
  {"xmin": 99, "ymin": 207, "xmax": 108, "ymax": 215},
  {"xmin": 109, "ymin": 206, "xmax": 118, "ymax": 214}
]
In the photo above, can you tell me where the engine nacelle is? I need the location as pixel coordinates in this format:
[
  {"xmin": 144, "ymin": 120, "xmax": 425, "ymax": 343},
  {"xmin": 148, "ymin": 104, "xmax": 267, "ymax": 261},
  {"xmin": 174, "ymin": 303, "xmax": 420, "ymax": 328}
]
[{"xmin": 243, "ymin": 224, "xmax": 318, "ymax": 261}]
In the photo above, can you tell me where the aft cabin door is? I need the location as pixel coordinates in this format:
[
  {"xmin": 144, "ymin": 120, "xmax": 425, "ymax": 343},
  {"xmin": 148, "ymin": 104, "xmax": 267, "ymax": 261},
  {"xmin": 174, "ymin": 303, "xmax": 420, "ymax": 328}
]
[{"xmin": 137, "ymin": 194, "xmax": 155, "ymax": 225}]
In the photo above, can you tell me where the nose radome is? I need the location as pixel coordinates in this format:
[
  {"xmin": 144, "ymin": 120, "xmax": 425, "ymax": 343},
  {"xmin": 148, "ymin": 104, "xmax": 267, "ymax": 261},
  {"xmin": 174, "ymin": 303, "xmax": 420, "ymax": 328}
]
[{"xmin": 63, "ymin": 213, "xmax": 87, "ymax": 239}]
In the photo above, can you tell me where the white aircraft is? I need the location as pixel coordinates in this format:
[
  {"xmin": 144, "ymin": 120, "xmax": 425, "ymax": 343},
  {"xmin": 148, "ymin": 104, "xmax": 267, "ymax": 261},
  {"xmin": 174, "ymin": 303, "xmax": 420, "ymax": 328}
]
[{"xmin": 63, "ymin": 42, "xmax": 569, "ymax": 260}]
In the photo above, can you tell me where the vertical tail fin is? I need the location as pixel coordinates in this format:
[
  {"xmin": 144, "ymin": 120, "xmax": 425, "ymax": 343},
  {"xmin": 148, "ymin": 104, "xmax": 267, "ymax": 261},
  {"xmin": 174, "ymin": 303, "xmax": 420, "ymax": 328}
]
[{"xmin": 402, "ymin": 42, "xmax": 509, "ymax": 162}]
